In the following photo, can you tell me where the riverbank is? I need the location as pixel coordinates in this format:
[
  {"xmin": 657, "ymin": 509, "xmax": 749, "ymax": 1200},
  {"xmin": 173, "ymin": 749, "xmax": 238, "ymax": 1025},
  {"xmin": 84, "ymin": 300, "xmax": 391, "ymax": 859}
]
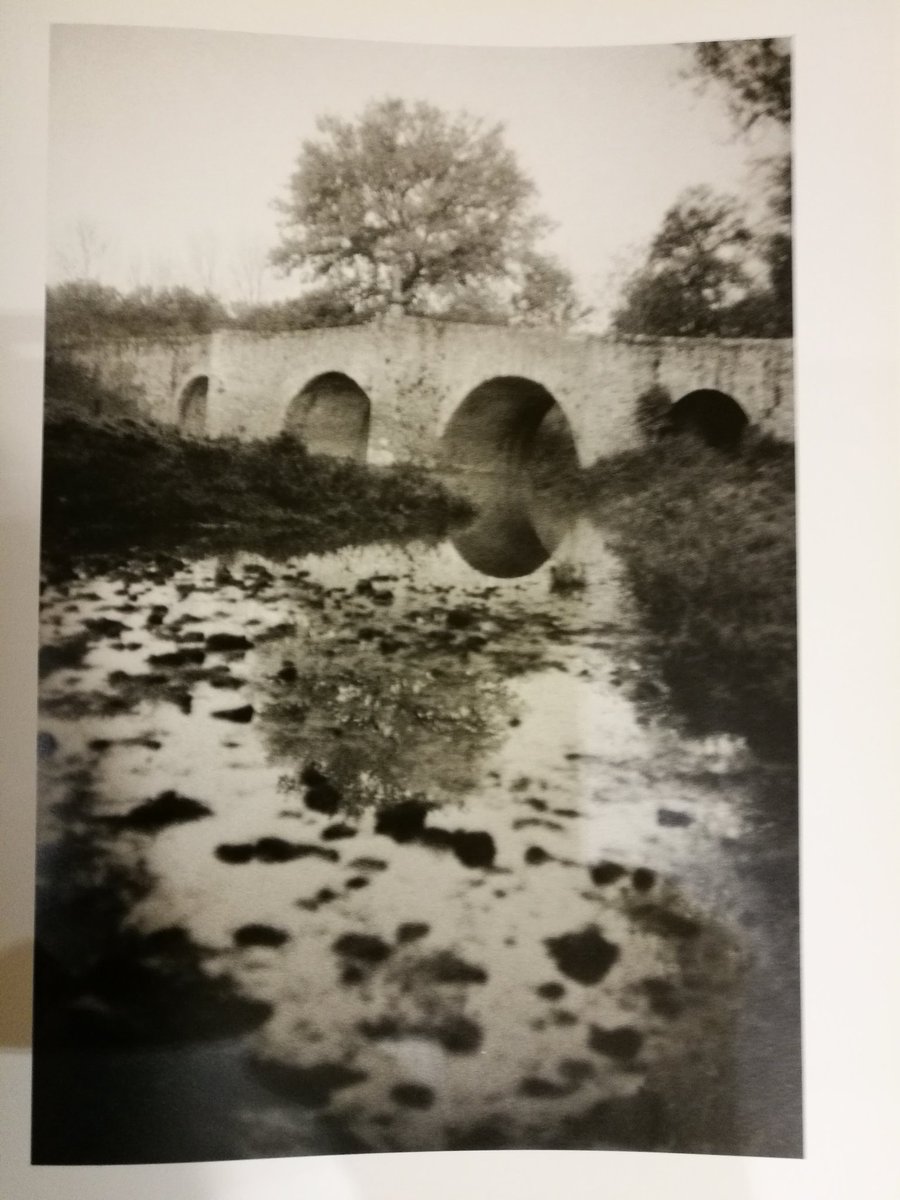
[
  {"xmin": 41, "ymin": 407, "xmax": 471, "ymax": 558},
  {"xmin": 584, "ymin": 436, "xmax": 797, "ymax": 760}
]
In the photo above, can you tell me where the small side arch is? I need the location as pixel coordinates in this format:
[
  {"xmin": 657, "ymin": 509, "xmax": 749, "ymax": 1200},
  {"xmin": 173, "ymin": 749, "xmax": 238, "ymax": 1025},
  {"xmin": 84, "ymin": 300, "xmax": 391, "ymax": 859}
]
[
  {"xmin": 177, "ymin": 375, "xmax": 209, "ymax": 436},
  {"xmin": 668, "ymin": 388, "xmax": 749, "ymax": 449},
  {"xmin": 285, "ymin": 372, "xmax": 371, "ymax": 462}
]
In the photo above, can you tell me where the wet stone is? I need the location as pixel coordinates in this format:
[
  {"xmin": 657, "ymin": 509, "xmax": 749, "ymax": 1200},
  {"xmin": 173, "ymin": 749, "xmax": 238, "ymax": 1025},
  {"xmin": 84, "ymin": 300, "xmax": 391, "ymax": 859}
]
[
  {"xmin": 588, "ymin": 1024, "xmax": 644, "ymax": 1061},
  {"xmin": 375, "ymin": 799, "xmax": 430, "ymax": 842},
  {"xmin": 305, "ymin": 781, "xmax": 342, "ymax": 815},
  {"xmin": 391, "ymin": 1083, "xmax": 435, "ymax": 1110},
  {"xmin": 85, "ymin": 617, "xmax": 130, "ymax": 638},
  {"xmin": 525, "ymin": 845, "xmax": 552, "ymax": 866},
  {"xmin": 321, "ymin": 823, "xmax": 357, "ymax": 841},
  {"xmin": 346, "ymin": 876, "xmax": 370, "ymax": 890},
  {"xmin": 350, "ymin": 857, "xmax": 388, "ymax": 873},
  {"xmin": 211, "ymin": 704, "xmax": 255, "ymax": 723},
  {"xmin": 519, "ymin": 1076, "xmax": 569, "ymax": 1099},
  {"xmin": 545, "ymin": 925, "xmax": 620, "ymax": 986},
  {"xmin": 417, "ymin": 950, "xmax": 488, "ymax": 985},
  {"xmin": 116, "ymin": 790, "xmax": 212, "ymax": 831},
  {"xmin": 333, "ymin": 933, "xmax": 393, "ymax": 965},
  {"xmin": 206, "ymin": 632, "xmax": 253, "ymax": 652},
  {"xmin": 216, "ymin": 839, "xmax": 338, "ymax": 865},
  {"xmin": 396, "ymin": 922, "xmax": 430, "ymax": 944},
  {"xmin": 446, "ymin": 607, "xmax": 475, "ymax": 630},
  {"xmin": 148, "ymin": 648, "xmax": 205, "ymax": 668},
  {"xmin": 536, "ymin": 981, "xmax": 566, "ymax": 1001},
  {"xmin": 632, "ymin": 867, "xmax": 657, "ymax": 891},
  {"xmin": 233, "ymin": 924, "xmax": 290, "ymax": 949},
  {"xmin": 657, "ymin": 808, "xmax": 693, "ymax": 828},
  {"xmin": 590, "ymin": 861, "xmax": 627, "ymax": 886}
]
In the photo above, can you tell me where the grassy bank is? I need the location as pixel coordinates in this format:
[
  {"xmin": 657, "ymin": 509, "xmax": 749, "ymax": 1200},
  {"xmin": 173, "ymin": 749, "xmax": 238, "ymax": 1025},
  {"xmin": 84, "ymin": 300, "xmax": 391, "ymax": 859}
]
[
  {"xmin": 584, "ymin": 436, "xmax": 797, "ymax": 760},
  {"xmin": 41, "ymin": 407, "xmax": 471, "ymax": 558}
]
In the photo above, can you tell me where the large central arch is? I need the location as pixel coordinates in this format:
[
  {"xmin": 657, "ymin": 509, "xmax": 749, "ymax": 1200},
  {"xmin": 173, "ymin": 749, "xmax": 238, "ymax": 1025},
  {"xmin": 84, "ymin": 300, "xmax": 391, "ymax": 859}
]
[
  {"xmin": 285, "ymin": 372, "xmax": 371, "ymax": 462},
  {"xmin": 440, "ymin": 376, "xmax": 574, "ymax": 472}
]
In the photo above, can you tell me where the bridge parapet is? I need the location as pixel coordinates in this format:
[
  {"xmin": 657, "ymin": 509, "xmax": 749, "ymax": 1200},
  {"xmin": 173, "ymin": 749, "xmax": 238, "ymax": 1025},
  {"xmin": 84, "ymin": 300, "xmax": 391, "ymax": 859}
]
[{"xmin": 53, "ymin": 317, "xmax": 793, "ymax": 465}]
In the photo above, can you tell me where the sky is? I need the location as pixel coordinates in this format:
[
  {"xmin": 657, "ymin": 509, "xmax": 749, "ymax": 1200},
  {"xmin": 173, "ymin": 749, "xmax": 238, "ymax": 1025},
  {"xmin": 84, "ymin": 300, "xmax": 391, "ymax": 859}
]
[{"xmin": 47, "ymin": 24, "xmax": 788, "ymax": 328}]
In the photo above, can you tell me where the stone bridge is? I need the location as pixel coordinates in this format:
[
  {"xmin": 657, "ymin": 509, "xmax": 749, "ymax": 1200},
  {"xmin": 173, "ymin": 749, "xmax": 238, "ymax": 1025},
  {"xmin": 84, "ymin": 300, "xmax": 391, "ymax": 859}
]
[{"xmin": 60, "ymin": 314, "xmax": 794, "ymax": 468}]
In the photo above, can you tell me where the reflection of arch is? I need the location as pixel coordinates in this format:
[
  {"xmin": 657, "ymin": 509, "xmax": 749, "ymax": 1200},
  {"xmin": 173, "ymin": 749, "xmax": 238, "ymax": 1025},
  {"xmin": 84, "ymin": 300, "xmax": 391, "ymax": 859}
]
[
  {"xmin": 441, "ymin": 377, "xmax": 576, "ymax": 472},
  {"xmin": 178, "ymin": 376, "xmax": 208, "ymax": 436},
  {"xmin": 285, "ymin": 372, "xmax": 371, "ymax": 462},
  {"xmin": 668, "ymin": 389, "xmax": 749, "ymax": 449}
]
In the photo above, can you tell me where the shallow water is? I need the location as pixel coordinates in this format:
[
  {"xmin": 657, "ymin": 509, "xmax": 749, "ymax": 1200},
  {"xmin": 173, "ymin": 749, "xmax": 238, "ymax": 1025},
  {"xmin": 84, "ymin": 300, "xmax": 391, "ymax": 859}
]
[{"xmin": 33, "ymin": 485, "xmax": 800, "ymax": 1162}]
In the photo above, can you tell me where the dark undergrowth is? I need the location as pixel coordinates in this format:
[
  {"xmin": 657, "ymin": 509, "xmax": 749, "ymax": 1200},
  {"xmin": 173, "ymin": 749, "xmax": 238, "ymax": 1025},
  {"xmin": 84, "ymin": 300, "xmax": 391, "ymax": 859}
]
[
  {"xmin": 584, "ymin": 434, "xmax": 797, "ymax": 762},
  {"xmin": 41, "ymin": 406, "xmax": 471, "ymax": 559}
]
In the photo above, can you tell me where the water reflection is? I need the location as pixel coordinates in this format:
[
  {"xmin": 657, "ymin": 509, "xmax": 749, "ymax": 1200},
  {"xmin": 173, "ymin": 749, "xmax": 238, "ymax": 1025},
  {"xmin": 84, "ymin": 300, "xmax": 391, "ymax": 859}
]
[{"xmin": 31, "ymin": 501, "xmax": 796, "ymax": 1160}]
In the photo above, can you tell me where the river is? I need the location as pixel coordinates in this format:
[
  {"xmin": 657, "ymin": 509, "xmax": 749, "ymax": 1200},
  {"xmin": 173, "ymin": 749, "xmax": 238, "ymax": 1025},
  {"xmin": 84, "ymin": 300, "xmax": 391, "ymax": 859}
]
[{"xmin": 32, "ymin": 477, "xmax": 800, "ymax": 1162}]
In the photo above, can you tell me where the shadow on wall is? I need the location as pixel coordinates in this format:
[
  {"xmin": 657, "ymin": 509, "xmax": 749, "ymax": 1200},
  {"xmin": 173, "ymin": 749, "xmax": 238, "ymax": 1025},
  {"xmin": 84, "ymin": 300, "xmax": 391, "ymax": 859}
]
[
  {"xmin": 285, "ymin": 372, "xmax": 371, "ymax": 462},
  {"xmin": 178, "ymin": 376, "xmax": 209, "ymax": 437}
]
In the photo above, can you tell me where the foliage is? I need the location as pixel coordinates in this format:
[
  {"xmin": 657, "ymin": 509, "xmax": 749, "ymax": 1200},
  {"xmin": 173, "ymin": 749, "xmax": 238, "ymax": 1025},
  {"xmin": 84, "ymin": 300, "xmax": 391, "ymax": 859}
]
[
  {"xmin": 584, "ymin": 436, "xmax": 797, "ymax": 758},
  {"xmin": 46, "ymin": 281, "xmax": 229, "ymax": 342},
  {"xmin": 41, "ymin": 408, "xmax": 471, "ymax": 557},
  {"xmin": 611, "ymin": 187, "xmax": 756, "ymax": 336},
  {"xmin": 271, "ymin": 97, "xmax": 583, "ymax": 325},
  {"xmin": 688, "ymin": 38, "xmax": 791, "ymax": 130},
  {"xmin": 230, "ymin": 287, "xmax": 363, "ymax": 333}
]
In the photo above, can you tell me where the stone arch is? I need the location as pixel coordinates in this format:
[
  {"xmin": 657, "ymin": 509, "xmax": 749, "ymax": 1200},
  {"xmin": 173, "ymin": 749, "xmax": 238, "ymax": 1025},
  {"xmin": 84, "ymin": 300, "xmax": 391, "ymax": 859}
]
[
  {"xmin": 440, "ymin": 376, "xmax": 578, "ymax": 472},
  {"xmin": 178, "ymin": 375, "xmax": 209, "ymax": 436},
  {"xmin": 285, "ymin": 371, "xmax": 371, "ymax": 462},
  {"xmin": 668, "ymin": 388, "xmax": 749, "ymax": 449}
]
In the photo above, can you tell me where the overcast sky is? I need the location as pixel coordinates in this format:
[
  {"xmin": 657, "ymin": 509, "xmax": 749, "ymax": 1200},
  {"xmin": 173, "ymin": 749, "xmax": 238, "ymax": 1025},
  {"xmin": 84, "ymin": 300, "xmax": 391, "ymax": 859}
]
[{"xmin": 47, "ymin": 24, "xmax": 788, "ymax": 327}]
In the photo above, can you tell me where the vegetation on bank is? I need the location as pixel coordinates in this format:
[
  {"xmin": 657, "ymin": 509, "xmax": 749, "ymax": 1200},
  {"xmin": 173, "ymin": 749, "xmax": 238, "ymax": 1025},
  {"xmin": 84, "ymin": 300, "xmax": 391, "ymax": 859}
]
[
  {"xmin": 584, "ymin": 436, "xmax": 797, "ymax": 760},
  {"xmin": 41, "ymin": 407, "xmax": 471, "ymax": 558}
]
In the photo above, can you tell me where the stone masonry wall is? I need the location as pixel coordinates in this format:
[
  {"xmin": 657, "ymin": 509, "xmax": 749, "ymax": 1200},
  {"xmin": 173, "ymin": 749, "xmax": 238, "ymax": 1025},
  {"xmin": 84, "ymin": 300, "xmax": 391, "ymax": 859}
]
[{"xmin": 62, "ymin": 318, "xmax": 794, "ymax": 466}]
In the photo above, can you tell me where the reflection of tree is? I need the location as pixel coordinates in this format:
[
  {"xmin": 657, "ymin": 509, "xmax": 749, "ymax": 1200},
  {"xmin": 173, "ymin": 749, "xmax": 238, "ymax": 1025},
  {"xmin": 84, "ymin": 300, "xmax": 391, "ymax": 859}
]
[{"xmin": 258, "ymin": 624, "xmax": 515, "ymax": 808}]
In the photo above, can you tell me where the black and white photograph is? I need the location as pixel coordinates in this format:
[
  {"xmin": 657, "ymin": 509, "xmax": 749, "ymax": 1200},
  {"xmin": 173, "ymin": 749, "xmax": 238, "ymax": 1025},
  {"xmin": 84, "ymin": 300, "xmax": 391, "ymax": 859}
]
[{"xmin": 31, "ymin": 23, "xmax": 802, "ymax": 1165}]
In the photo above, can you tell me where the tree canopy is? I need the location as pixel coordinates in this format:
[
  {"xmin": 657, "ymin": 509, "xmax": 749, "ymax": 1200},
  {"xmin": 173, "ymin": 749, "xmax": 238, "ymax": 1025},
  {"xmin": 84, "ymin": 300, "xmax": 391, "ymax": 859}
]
[
  {"xmin": 688, "ymin": 38, "xmax": 791, "ymax": 131},
  {"xmin": 612, "ymin": 39, "xmax": 792, "ymax": 338},
  {"xmin": 271, "ymin": 97, "xmax": 584, "ymax": 325}
]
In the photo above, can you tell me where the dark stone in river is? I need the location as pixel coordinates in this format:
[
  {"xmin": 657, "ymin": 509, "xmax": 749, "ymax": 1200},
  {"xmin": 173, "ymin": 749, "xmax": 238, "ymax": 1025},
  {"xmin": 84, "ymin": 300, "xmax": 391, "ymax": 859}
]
[
  {"xmin": 375, "ymin": 799, "xmax": 430, "ymax": 842},
  {"xmin": 85, "ymin": 617, "xmax": 130, "ymax": 638},
  {"xmin": 545, "ymin": 925, "xmax": 620, "ymax": 985},
  {"xmin": 206, "ymin": 632, "xmax": 253, "ymax": 652},
  {"xmin": 117, "ymin": 790, "xmax": 212, "ymax": 831},
  {"xmin": 632, "ymin": 904, "xmax": 701, "ymax": 939},
  {"xmin": 450, "ymin": 829, "xmax": 496, "ymax": 869},
  {"xmin": 216, "ymin": 839, "xmax": 338, "ymax": 865},
  {"xmin": 391, "ymin": 1082, "xmax": 435, "ymax": 1109},
  {"xmin": 148, "ymin": 648, "xmax": 206, "ymax": 668},
  {"xmin": 446, "ymin": 607, "xmax": 475, "ymax": 630},
  {"xmin": 525, "ymin": 845, "xmax": 552, "ymax": 865},
  {"xmin": 631, "ymin": 867, "xmax": 656, "ymax": 891},
  {"xmin": 641, "ymin": 978, "xmax": 684, "ymax": 1018},
  {"xmin": 588, "ymin": 1024, "xmax": 643, "ymax": 1061},
  {"xmin": 211, "ymin": 704, "xmax": 254, "ymax": 723},
  {"xmin": 322, "ymin": 822, "xmax": 357, "ymax": 841},
  {"xmin": 396, "ymin": 921, "xmax": 430, "ymax": 944},
  {"xmin": 657, "ymin": 808, "xmax": 693, "ymax": 828},
  {"xmin": 333, "ymin": 932, "xmax": 393, "ymax": 964},
  {"xmin": 536, "ymin": 981, "xmax": 566, "ymax": 1001},
  {"xmin": 417, "ymin": 950, "xmax": 487, "ymax": 985},
  {"xmin": 233, "ymin": 924, "xmax": 289, "ymax": 948},
  {"xmin": 590, "ymin": 861, "xmax": 627, "ymax": 886},
  {"xmin": 305, "ymin": 780, "xmax": 342, "ymax": 815},
  {"xmin": 276, "ymin": 662, "xmax": 298, "ymax": 683}
]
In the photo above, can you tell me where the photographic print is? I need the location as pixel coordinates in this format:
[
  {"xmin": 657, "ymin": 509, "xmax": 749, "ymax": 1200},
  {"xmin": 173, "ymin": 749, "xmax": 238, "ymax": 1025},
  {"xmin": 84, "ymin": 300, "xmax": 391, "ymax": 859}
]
[{"xmin": 33, "ymin": 25, "xmax": 799, "ymax": 1163}]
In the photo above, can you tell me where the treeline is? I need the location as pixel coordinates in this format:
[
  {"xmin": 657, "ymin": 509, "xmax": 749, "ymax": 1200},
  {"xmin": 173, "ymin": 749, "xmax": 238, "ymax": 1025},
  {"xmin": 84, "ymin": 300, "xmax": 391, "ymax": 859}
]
[{"xmin": 45, "ymin": 280, "xmax": 369, "ymax": 342}]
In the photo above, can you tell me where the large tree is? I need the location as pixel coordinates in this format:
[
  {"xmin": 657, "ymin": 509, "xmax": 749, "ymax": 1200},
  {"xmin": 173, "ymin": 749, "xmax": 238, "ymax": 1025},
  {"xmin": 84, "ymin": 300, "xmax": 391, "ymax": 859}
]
[
  {"xmin": 611, "ymin": 187, "xmax": 754, "ymax": 336},
  {"xmin": 271, "ymin": 97, "xmax": 582, "ymax": 324}
]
